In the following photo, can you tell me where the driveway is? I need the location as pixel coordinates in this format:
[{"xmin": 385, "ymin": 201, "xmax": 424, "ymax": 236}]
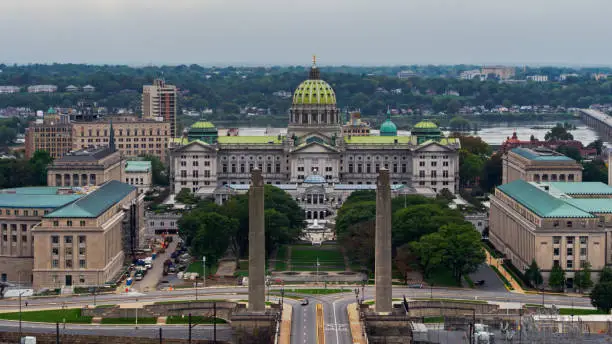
[
  {"xmin": 468, "ymin": 263, "xmax": 507, "ymax": 292},
  {"xmin": 132, "ymin": 238, "xmax": 178, "ymax": 292}
]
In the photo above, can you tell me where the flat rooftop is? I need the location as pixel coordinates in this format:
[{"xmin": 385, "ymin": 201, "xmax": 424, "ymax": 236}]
[{"xmin": 511, "ymin": 147, "xmax": 574, "ymax": 162}]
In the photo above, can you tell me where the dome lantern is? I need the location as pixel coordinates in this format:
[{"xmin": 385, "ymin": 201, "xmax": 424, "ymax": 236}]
[{"xmin": 379, "ymin": 107, "xmax": 397, "ymax": 136}]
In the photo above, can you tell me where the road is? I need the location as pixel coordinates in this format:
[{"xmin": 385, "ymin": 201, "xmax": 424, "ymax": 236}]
[
  {"xmin": 131, "ymin": 240, "xmax": 178, "ymax": 293},
  {"xmin": 0, "ymin": 285, "xmax": 595, "ymax": 344}
]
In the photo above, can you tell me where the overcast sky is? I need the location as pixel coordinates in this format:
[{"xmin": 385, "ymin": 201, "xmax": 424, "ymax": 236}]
[{"xmin": 1, "ymin": 0, "xmax": 610, "ymax": 66}]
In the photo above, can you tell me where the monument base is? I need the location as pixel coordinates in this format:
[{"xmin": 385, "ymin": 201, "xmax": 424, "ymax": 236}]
[{"xmin": 230, "ymin": 306, "xmax": 280, "ymax": 344}]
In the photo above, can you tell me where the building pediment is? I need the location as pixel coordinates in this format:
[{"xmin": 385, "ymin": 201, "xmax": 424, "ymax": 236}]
[
  {"xmin": 174, "ymin": 140, "xmax": 218, "ymax": 153},
  {"xmin": 413, "ymin": 141, "xmax": 455, "ymax": 152},
  {"xmin": 291, "ymin": 141, "xmax": 339, "ymax": 154}
]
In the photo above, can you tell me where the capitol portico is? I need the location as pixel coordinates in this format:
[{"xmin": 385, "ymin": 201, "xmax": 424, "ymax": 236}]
[{"xmin": 169, "ymin": 59, "xmax": 460, "ymax": 230}]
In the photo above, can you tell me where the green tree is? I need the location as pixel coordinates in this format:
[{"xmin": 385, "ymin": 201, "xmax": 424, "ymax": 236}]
[
  {"xmin": 600, "ymin": 266, "xmax": 612, "ymax": 284},
  {"xmin": 29, "ymin": 150, "xmax": 53, "ymax": 186},
  {"xmin": 188, "ymin": 213, "xmax": 238, "ymax": 265},
  {"xmin": 590, "ymin": 282, "xmax": 612, "ymax": 313},
  {"xmin": 445, "ymin": 99, "xmax": 461, "ymax": 114},
  {"xmin": 459, "ymin": 151, "xmax": 485, "ymax": 187},
  {"xmin": 449, "ymin": 116, "xmax": 470, "ymax": 131},
  {"xmin": 411, "ymin": 223, "xmax": 485, "ymax": 284},
  {"xmin": 479, "ymin": 153, "xmax": 502, "ymax": 192},
  {"xmin": 392, "ymin": 204, "xmax": 466, "ymax": 246},
  {"xmin": 544, "ymin": 124, "xmax": 574, "ymax": 141},
  {"xmin": 574, "ymin": 262, "xmax": 593, "ymax": 293},
  {"xmin": 139, "ymin": 155, "xmax": 169, "ymax": 186},
  {"xmin": 555, "ymin": 145, "xmax": 581, "ymax": 161},
  {"xmin": 340, "ymin": 220, "xmax": 376, "ymax": 272},
  {"xmin": 0, "ymin": 126, "xmax": 17, "ymax": 146},
  {"xmin": 524, "ymin": 259, "xmax": 544, "ymax": 288},
  {"xmin": 175, "ymin": 188, "xmax": 198, "ymax": 205},
  {"xmin": 587, "ymin": 139, "xmax": 604, "ymax": 155},
  {"xmin": 582, "ymin": 160, "xmax": 608, "ymax": 183},
  {"xmin": 548, "ymin": 265, "xmax": 566, "ymax": 292}
]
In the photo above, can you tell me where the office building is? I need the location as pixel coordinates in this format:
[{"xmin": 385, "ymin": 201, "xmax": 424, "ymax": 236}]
[
  {"xmin": 47, "ymin": 146, "xmax": 123, "ymax": 187},
  {"xmin": 32, "ymin": 180, "xmax": 144, "ymax": 289},
  {"xmin": 27, "ymin": 85, "xmax": 58, "ymax": 93},
  {"xmin": 124, "ymin": 161, "xmax": 152, "ymax": 194},
  {"xmin": 489, "ymin": 180, "xmax": 612, "ymax": 288},
  {"xmin": 142, "ymin": 79, "xmax": 177, "ymax": 138},
  {"xmin": 24, "ymin": 108, "xmax": 73, "ymax": 159},
  {"xmin": 481, "ymin": 66, "xmax": 516, "ymax": 80},
  {"xmin": 502, "ymin": 147, "xmax": 583, "ymax": 184},
  {"xmin": 72, "ymin": 115, "xmax": 171, "ymax": 161}
]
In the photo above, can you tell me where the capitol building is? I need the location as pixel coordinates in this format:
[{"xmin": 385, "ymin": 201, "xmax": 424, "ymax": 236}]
[{"xmin": 169, "ymin": 60, "xmax": 460, "ymax": 239}]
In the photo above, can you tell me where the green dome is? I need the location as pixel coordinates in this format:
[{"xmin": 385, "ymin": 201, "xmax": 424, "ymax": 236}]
[
  {"xmin": 413, "ymin": 121, "xmax": 439, "ymax": 130},
  {"xmin": 293, "ymin": 79, "xmax": 336, "ymax": 105},
  {"xmin": 47, "ymin": 107, "xmax": 57, "ymax": 115},
  {"xmin": 380, "ymin": 110, "xmax": 397, "ymax": 136}
]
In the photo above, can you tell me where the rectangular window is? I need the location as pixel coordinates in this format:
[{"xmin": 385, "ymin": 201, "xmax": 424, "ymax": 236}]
[
  {"xmin": 566, "ymin": 260, "xmax": 573, "ymax": 269},
  {"xmin": 567, "ymin": 247, "xmax": 573, "ymax": 256},
  {"xmin": 566, "ymin": 237, "xmax": 574, "ymax": 245},
  {"xmin": 431, "ymin": 161, "xmax": 437, "ymax": 167},
  {"xmin": 431, "ymin": 171, "xmax": 437, "ymax": 178},
  {"xmin": 419, "ymin": 161, "xmax": 425, "ymax": 167},
  {"xmin": 553, "ymin": 236, "xmax": 561, "ymax": 245},
  {"xmin": 580, "ymin": 247, "xmax": 587, "ymax": 256},
  {"xmin": 53, "ymin": 221, "xmax": 59, "ymax": 227},
  {"xmin": 553, "ymin": 247, "xmax": 560, "ymax": 256},
  {"xmin": 401, "ymin": 164, "xmax": 407, "ymax": 173},
  {"xmin": 64, "ymin": 236, "xmax": 73, "ymax": 244},
  {"xmin": 419, "ymin": 170, "xmax": 425, "ymax": 177},
  {"xmin": 79, "ymin": 260, "xmax": 86, "ymax": 268},
  {"xmin": 51, "ymin": 235, "xmax": 59, "ymax": 244},
  {"xmin": 443, "ymin": 161, "xmax": 449, "ymax": 167},
  {"xmin": 78, "ymin": 236, "xmax": 86, "ymax": 244},
  {"xmin": 52, "ymin": 247, "xmax": 59, "ymax": 256},
  {"xmin": 21, "ymin": 235, "xmax": 27, "ymax": 242},
  {"xmin": 442, "ymin": 170, "xmax": 449, "ymax": 178},
  {"xmin": 52, "ymin": 260, "xmax": 59, "ymax": 268},
  {"xmin": 80, "ymin": 221, "xmax": 85, "ymax": 226},
  {"xmin": 65, "ymin": 247, "xmax": 73, "ymax": 257},
  {"xmin": 580, "ymin": 236, "xmax": 587, "ymax": 245},
  {"xmin": 66, "ymin": 220, "xmax": 72, "ymax": 227},
  {"xmin": 65, "ymin": 260, "xmax": 73, "ymax": 268}
]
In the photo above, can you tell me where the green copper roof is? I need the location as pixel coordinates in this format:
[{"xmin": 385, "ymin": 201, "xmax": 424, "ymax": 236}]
[
  {"xmin": 191, "ymin": 121, "xmax": 216, "ymax": 129},
  {"xmin": 565, "ymin": 199, "xmax": 612, "ymax": 213},
  {"xmin": 380, "ymin": 110, "xmax": 398, "ymax": 136},
  {"xmin": 497, "ymin": 180, "xmax": 595, "ymax": 218},
  {"xmin": 0, "ymin": 187, "xmax": 82, "ymax": 209},
  {"xmin": 413, "ymin": 121, "xmax": 438, "ymax": 129},
  {"xmin": 544, "ymin": 182, "xmax": 612, "ymax": 195},
  {"xmin": 47, "ymin": 107, "xmax": 57, "ymax": 114},
  {"xmin": 344, "ymin": 136, "xmax": 412, "ymax": 144},
  {"xmin": 511, "ymin": 148, "xmax": 574, "ymax": 161},
  {"xmin": 45, "ymin": 181, "xmax": 135, "ymax": 218},
  {"xmin": 292, "ymin": 79, "xmax": 336, "ymax": 105},
  {"xmin": 217, "ymin": 136, "xmax": 283, "ymax": 144},
  {"xmin": 125, "ymin": 160, "xmax": 152, "ymax": 173}
]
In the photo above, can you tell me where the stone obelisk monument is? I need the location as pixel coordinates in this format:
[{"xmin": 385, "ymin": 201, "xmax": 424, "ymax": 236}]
[
  {"xmin": 375, "ymin": 168, "xmax": 392, "ymax": 313},
  {"xmin": 248, "ymin": 168, "xmax": 265, "ymax": 312}
]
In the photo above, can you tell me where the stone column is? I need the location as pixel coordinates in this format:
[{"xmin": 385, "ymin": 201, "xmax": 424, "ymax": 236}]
[
  {"xmin": 375, "ymin": 168, "xmax": 392, "ymax": 313},
  {"xmin": 248, "ymin": 168, "xmax": 266, "ymax": 312}
]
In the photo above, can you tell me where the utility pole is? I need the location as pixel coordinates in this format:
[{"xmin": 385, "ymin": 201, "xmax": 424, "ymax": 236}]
[
  {"xmin": 213, "ymin": 302, "xmax": 217, "ymax": 344},
  {"xmin": 56, "ymin": 322, "xmax": 59, "ymax": 344},
  {"xmin": 19, "ymin": 291, "xmax": 24, "ymax": 338},
  {"xmin": 159, "ymin": 327, "xmax": 163, "ymax": 344},
  {"xmin": 203, "ymin": 256, "xmax": 206, "ymax": 288},
  {"xmin": 188, "ymin": 313, "xmax": 192, "ymax": 344}
]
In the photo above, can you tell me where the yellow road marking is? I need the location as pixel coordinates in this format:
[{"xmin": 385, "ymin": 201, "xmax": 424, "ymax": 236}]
[{"xmin": 316, "ymin": 303, "xmax": 325, "ymax": 344}]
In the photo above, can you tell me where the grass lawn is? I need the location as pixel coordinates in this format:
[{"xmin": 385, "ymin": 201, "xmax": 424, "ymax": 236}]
[
  {"xmin": 423, "ymin": 316, "xmax": 445, "ymax": 323},
  {"xmin": 234, "ymin": 260, "xmax": 249, "ymax": 277},
  {"xmin": 558, "ymin": 308, "xmax": 606, "ymax": 315},
  {"xmin": 425, "ymin": 268, "xmax": 461, "ymax": 287},
  {"xmin": 0, "ymin": 309, "xmax": 92, "ymax": 323},
  {"xmin": 101, "ymin": 317, "xmax": 157, "ymax": 324},
  {"xmin": 186, "ymin": 261, "xmax": 218, "ymax": 276},
  {"xmin": 286, "ymin": 288, "xmax": 350, "ymax": 295},
  {"xmin": 490, "ymin": 266, "xmax": 514, "ymax": 290},
  {"xmin": 166, "ymin": 316, "xmax": 227, "ymax": 324},
  {"xmin": 154, "ymin": 299, "xmax": 227, "ymax": 305},
  {"xmin": 94, "ymin": 304, "xmax": 116, "ymax": 309},
  {"xmin": 413, "ymin": 298, "xmax": 488, "ymax": 304},
  {"xmin": 290, "ymin": 245, "xmax": 346, "ymax": 271}
]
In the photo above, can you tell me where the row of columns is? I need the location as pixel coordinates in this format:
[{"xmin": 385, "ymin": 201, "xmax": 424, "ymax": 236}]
[
  {"xmin": 290, "ymin": 111, "xmax": 341, "ymax": 125},
  {"xmin": 55, "ymin": 173, "xmax": 96, "ymax": 187}
]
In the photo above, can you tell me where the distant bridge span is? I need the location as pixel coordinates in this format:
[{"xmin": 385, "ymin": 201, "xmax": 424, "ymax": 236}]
[{"xmin": 578, "ymin": 109, "xmax": 612, "ymax": 141}]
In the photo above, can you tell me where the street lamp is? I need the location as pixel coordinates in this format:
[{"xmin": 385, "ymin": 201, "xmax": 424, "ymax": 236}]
[
  {"xmin": 18, "ymin": 290, "xmax": 26, "ymax": 338},
  {"xmin": 202, "ymin": 256, "xmax": 206, "ymax": 288}
]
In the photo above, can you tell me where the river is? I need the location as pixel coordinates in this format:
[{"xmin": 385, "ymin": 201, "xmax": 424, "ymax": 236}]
[{"xmin": 228, "ymin": 119, "xmax": 599, "ymax": 146}]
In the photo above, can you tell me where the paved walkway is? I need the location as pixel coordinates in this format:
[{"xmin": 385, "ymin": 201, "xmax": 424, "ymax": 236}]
[
  {"xmin": 278, "ymin": 303, "xmax": 292, "ymax": 344},
  {"xmin": 348, "ymin": 303, "xmax": 366, "ymax": 344},
  {"xmin": 484, "ymin": 250, "xmax": 524, "ymax": 293},
  {"xmin": 215, "ymin": 260, "xmax": 236, "ymax": 277}
]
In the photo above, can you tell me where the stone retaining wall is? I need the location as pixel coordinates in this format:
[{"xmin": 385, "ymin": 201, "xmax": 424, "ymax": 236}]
[{"xmin": 82, "ymin": 301, "xmax": 237, "ymax": 320}]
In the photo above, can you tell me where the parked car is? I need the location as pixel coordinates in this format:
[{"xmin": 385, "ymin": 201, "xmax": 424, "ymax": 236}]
[{"xmin": 301, "ymin": 298, "xmax": 309, "ymax": 306}]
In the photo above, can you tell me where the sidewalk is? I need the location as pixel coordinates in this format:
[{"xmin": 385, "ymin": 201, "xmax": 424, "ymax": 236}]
[
  {"xmin": 484, "ymin": 250, "xmax": 524, "ymax": 293},
  {"xmin": 348, "ymin": 303, "xmax": 366, "ymax": 344},
  {"xmin": 278, "ymin": 303, "xmax": 292, "ymax": 344}
]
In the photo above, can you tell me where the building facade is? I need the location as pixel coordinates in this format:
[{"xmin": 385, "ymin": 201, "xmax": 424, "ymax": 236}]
[
  {"xmin": 124, "ymin": 161, "xmax": 152, "ymax": 193},
  {"xmin": 0, "ymin": 187, "xmax": 81, "ymax": 285},
  {"xmin": 489, "ymin": 180, "xmax": 612, "ymax": 289},
  {"xmin": 72, "ymin": 116, "xmax": 171, "ymax": 161},
  {"xmin": 27, "ymin": 85, "xmax": 58, "ymax": 93},
  {"xmin": 25, "ymin": 108, "xmax": 73, "ymax": 159},
  {"xmin": 47, "ymin": 146, "xmax": 123, "ymax": 187},
  {"xmin": 481, "ymin": 66, "xmax": 516, "ymax": 80},
  {"xmin": 142, "ymin": 79, "xmax": 178, "ymax": 138},
  {"xmin": 32, "ymin": 181, "xmax": 144, "ymax": 289},
  {"xmin": 502, "ymin": 147, "xmax": 583, "ymax": 185},
  {"xmin": 169, "ymin": 61, "xmax": 460, "ymax": 223}
]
